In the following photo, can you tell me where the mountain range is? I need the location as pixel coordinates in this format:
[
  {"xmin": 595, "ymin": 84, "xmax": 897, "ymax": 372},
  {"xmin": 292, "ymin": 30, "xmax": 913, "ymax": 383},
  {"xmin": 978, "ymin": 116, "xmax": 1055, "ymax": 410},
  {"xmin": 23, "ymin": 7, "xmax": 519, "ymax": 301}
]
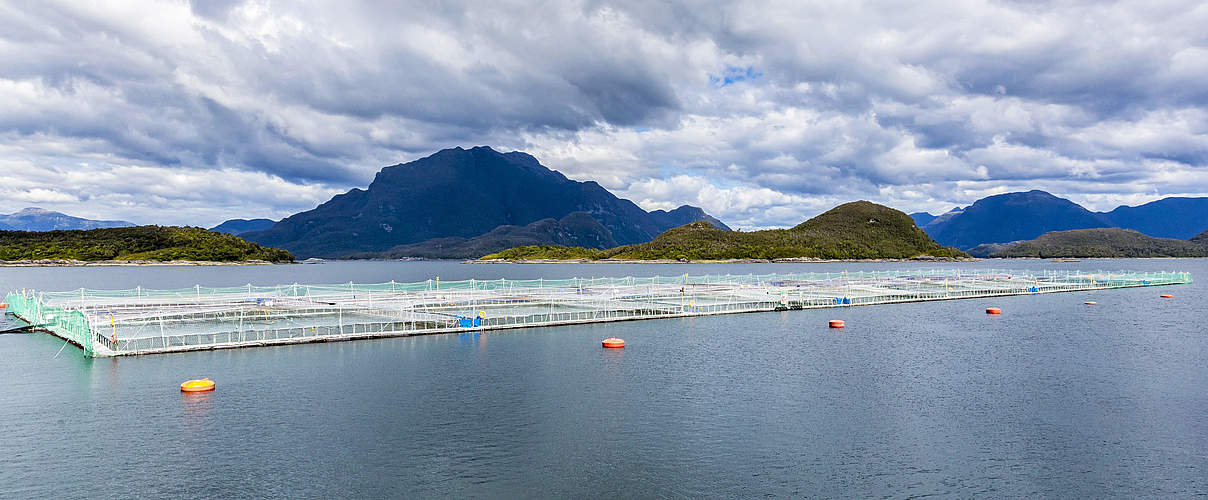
[
  {"xmin": 241, "ymin": 146, "xmax": 727, "ymax": 258},
  {"xmin": 912, "ymin": 190, "xmax": 1208, "ymax": 249},
  {"xmin": 0, "ymin": 208, "xmax": 134, "ymax": 232}
]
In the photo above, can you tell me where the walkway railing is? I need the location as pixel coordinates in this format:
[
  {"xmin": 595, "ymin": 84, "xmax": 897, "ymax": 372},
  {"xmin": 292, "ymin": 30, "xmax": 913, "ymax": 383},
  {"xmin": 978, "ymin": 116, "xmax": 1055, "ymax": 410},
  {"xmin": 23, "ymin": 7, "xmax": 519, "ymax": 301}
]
[{"xmin": 3, "ymin": 269, "xmax": 1191, "ymax": 357}]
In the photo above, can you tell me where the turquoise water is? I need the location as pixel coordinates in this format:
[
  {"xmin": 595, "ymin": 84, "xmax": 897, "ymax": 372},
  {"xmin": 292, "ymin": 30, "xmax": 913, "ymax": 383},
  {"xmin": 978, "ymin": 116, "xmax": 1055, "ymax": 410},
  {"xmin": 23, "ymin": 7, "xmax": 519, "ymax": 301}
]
[{"xmin": 2, "ymin": 260, "xmax": 1206, "ymax": 497}]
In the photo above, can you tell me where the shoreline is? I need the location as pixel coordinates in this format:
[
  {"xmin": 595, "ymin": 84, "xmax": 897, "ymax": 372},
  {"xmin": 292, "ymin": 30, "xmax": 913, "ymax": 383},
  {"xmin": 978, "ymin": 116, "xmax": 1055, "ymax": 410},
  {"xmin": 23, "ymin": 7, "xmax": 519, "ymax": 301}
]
[
  {"xmin": 467, "ymin": 257, "xmax": 980, "ymax": 264},
  {"xmin": 464, "ymin": 256, "xmax": 1200, "ymax": 264},
  {"xmin": 0, "ymin": 259, "xmax": 288, "ymax": 267}
]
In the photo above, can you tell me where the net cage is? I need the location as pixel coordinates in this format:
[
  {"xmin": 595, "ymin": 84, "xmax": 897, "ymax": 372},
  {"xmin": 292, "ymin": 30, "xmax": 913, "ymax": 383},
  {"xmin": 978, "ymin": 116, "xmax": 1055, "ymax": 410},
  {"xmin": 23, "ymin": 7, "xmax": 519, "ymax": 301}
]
[{"xmin": 3, "ymin": 269, "xmax": 1191, "ymax": 357}]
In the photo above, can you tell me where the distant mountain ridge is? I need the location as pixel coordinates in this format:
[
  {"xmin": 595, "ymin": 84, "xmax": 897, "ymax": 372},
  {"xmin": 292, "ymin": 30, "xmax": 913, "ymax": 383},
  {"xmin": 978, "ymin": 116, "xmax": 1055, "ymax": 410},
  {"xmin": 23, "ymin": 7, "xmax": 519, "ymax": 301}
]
[
  {"xmin": 1100, "ymin": 197, "xmax": 1208, "ymax": 239},
  {"xmin": 243, "ymin": 146, "xmax": 728, "ymax": 257},
  {"xmin": 0, "ymin": 208, "xmax": 134, "ymax": 232},
  {"xmin": 648, "ymin": 206, "xmax": 729, "ymax": 233},
  {"xmin": 922, "ymin": 191, "xmax": 1109, "ymax": 249},
  {"xmin": 908, "ymin": 212, "xmax": 937, "ymax": 227},
  {"xmin": 914, "ymin": 191, "xmax": 1208, "ymax": 249},
  {"xmin": 210, "ymin": 218, "xmax": 277, "ymax": 235}
]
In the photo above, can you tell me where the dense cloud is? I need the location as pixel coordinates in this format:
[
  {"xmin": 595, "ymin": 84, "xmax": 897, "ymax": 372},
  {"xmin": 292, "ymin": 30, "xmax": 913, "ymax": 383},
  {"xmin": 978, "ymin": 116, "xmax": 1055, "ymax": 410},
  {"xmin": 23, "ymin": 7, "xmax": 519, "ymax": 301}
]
[{"xmin": 1, "ymin": 0, "xmax": 1205, "ymax": 228}]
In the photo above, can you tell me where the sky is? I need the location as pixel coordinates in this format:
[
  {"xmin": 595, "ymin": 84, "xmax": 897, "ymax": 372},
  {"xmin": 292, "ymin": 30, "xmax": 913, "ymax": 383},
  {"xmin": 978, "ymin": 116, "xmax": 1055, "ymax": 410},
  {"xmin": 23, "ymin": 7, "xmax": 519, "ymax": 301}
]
[{"xmin": 1, "ymin": 0, "xmax": 1207, "ymax": 229}]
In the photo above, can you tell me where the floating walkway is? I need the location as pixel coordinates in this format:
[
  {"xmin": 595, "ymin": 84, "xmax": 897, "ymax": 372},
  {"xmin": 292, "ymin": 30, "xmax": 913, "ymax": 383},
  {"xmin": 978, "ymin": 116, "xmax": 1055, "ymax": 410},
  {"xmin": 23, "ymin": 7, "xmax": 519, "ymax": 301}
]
[{"xmin": 2, "ymin": 269, "xmax": 1191, "ymax": 357}]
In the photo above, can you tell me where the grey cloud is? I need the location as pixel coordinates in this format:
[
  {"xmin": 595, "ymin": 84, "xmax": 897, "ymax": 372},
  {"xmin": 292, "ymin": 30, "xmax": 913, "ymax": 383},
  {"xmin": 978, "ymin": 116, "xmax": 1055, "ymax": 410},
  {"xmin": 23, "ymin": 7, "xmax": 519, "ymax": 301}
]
[{"xmin": 0, "ymin": 0, "xmax": 1206, "ymax": 227}]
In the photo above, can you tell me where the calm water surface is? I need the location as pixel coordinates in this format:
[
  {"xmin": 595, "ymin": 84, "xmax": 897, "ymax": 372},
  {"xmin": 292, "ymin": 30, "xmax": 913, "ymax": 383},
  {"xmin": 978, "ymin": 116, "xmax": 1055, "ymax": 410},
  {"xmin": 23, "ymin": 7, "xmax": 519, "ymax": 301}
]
[{"xmin": 2, "ymin": 260, "xmax": 1206, "ymax": 498}]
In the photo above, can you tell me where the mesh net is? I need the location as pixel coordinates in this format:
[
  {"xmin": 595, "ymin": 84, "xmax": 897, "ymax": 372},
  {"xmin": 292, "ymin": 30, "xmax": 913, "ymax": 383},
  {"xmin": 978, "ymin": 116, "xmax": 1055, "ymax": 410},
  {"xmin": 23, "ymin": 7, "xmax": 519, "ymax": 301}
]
[{"xmin": 3, "ymin": 269, "xmax": 1192, "ymax": 358}]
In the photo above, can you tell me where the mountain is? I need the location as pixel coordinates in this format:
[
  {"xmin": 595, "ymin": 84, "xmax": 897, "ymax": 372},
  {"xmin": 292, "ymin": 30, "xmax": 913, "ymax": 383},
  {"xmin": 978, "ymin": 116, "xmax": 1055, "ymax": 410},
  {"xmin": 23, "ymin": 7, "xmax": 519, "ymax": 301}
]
[
  {"xmin": 909, "ymin": 212, "xmax": 936, "ymax": 227},
  {"xmin": 922, "ymin": 207, "xmax": 963, "ymax": 229},
  {"xmin": 242, "ymin": 146, "xmax": 727, "ymax": 257},
  {"xmin": 483, "ymin": 201, "xmax": 967, "ymax": 261},
  {"xmin": 919, "ymin": 191, "xmax": 1208, "ymax": 249},
  {"xmin": 649, "ymin": 206, "xmax": 730, "ymax": 232},
  {"xmin": 0, "ymin": 208, "xmax": 134, "ymax": 232},
  {"xmin": 1101, "ymin": 197, "xmax": 1208, "ymax": 239},
  {"xmin": 355, "ymin": 205, "xmax": 733, "ymax": 259},
  {"xmin": 922, "ymin": 191, "xmax": 1110, "ymax": 249},
  {"xmin": 352, "ymin": 212, "xmax": 618, "ymax": 259},
  {"xmin": 965, "ymin": 241, "xmax": 1025, "ymax": 258},
  {"xmin": 211, "ymin": 218, "xmax": 278, "ymax": 235},
  {"xmin": 1193, "ymin": 229, "xmax": 1208, "ymax": 244},
  {"xmin": 0, "ymin": 226, "xmax": 293, "ymax": 262},
  {"xmin": 990, "ymin": 228, "xmax": 1208, "ymax": 258}
]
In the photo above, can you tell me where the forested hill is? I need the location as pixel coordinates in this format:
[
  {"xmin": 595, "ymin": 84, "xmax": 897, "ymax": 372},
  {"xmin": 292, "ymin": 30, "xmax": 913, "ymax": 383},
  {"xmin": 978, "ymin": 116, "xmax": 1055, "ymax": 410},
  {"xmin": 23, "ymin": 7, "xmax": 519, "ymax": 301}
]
[
  {"xmin": 0, "ymin": 226, "xmax": 294, "ymax": 262},
  {"xmin": 988, "ymin": 228, "xmax": 1208, "ymax": 258},
  {"xmin": 482, "ymin": 201, "xmax": 967, "ymax": 261}
]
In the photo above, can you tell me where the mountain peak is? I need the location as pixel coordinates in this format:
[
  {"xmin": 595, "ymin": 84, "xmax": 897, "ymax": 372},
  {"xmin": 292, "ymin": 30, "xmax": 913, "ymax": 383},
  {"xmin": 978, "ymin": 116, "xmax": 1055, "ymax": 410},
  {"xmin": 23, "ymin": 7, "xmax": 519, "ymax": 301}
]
[
  {"xmin": 243, "ymin": 148, "xmax": 727, "ymax": 257},
  {"xmin": 14, "ymin": 207, "xmax": 57, "ymax": 215},
  {"xmin": 924, "ymin": 190, "xmax": 1109, "ymax": 249}
]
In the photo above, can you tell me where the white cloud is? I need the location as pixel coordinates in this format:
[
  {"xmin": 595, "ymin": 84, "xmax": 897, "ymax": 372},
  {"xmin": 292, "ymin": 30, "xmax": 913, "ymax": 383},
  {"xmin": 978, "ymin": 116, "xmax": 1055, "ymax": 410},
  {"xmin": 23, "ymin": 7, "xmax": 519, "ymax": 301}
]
[{"xmin": 0, "ymin": 0, "xmax": 1206, "ymax": 227}]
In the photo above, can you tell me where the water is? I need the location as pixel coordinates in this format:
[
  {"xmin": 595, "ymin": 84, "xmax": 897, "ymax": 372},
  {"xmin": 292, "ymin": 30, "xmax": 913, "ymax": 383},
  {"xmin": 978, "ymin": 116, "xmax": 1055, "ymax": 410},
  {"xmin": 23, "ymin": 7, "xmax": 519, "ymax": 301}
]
[{"xmin": 2, "ymin": 260, "xmax": 1206, "ymax": 497}]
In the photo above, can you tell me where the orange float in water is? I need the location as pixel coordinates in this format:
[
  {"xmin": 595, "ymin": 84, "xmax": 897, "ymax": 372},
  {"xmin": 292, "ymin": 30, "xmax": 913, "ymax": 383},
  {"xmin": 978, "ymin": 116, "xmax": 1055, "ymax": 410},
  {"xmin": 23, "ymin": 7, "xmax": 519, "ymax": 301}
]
[
  {"xmin": 1160, "ymin": 294, "xmax": 1174, "ymax": 299},
  {"xmin": 0, "ymin": 302, "xmax": 7, "ymax": 309},
  {"xmin": 180, "ymin": 378, "xmax": 215, "ymax": 392},
  {"xmin": 601, "ymin": 338, "xmax": 625, "ymax": 348},
  {"xmin": 1084, "ymin": 301, "xmax": 1097, "ymax": 305},
  {"xmin": 828, "ymin": 320, "xmax": 845, "ymax": 328},
  {"xmin": 985, "ymin": 307, "xmax": 1002, "ymax": 315}
]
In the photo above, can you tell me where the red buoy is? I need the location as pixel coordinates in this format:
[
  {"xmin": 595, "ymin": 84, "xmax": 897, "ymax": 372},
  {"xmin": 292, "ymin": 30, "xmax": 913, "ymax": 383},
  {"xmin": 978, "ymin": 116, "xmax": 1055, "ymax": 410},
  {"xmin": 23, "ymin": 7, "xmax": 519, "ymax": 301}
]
[
  {"xmin": 828, "ymin": 320, "xmax": 845, "ymax": 328},
  {"xmin": 985, "ymin": 307, "xmax": 1002, "ymax": 315},
  {"xmin": 1160, "ymin": 294, "xmax": 1173, "ymax": 299},
  {"xmin": 601, "ymin": 338, "xmax": 625, "ymax": 348},
  {"xmin": 1084, "ymin": 301, "xmax": 1097, "ymax": 305}
]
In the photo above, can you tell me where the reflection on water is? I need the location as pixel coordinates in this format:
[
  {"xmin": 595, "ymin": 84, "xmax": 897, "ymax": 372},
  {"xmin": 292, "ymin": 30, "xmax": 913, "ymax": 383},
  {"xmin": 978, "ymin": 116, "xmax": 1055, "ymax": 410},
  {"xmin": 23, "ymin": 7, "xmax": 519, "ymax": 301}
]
[
  {"xmin": 601, "ymin": 344, "xmax": 625, "ymax": 368},
  {"xmin": 181, "ymin": 391, "xmax": 214, "ymax": 424}
]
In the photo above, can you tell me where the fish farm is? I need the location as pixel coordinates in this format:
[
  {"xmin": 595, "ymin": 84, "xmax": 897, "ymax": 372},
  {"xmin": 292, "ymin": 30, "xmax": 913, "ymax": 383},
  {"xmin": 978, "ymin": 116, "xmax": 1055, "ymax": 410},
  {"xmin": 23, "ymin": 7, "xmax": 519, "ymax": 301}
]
[{"xmin": 2, "ymin": 269, "xmax": 1191, "ymax": 357}]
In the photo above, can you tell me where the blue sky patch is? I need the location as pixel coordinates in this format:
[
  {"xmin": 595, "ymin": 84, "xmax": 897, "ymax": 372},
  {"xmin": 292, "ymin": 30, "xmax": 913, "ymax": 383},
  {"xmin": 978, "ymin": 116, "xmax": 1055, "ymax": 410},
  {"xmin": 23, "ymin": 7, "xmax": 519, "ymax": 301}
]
[{"xmin": 709, "ymin": 66, "xmax": 763, "ymax": 87}]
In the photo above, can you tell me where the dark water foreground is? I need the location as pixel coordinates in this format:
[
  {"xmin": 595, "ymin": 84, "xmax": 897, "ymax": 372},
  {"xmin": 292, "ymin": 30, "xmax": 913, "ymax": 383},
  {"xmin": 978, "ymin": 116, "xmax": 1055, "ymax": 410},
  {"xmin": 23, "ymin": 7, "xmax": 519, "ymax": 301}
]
[{"xmin": 2, "ymin": 260, "xmax": 1206, "ymax": 497}]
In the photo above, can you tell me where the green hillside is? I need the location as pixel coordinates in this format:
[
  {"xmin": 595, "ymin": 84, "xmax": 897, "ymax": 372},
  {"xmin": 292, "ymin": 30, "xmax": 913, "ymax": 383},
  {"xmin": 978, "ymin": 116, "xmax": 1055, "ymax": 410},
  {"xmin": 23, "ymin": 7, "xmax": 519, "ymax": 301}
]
[
  {"xmin": 0, "ymin": 226, "xmax": 295, "ymax": 262},
  {"xmin": 991, "ymin": 228, "xmax": 1208, "ymax": 258},
  {"xmin": 482, "ymin": 201, "xmax": 967, "ymax": 261}
]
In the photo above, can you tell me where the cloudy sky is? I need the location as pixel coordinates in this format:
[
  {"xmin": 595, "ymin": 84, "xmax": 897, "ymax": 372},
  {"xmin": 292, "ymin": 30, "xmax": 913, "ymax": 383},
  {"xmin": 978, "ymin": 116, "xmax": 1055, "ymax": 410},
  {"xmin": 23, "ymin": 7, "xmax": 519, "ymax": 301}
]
[{"xmin": 2, "ymin": 0, "xmax": 1207, "ymax": 229}]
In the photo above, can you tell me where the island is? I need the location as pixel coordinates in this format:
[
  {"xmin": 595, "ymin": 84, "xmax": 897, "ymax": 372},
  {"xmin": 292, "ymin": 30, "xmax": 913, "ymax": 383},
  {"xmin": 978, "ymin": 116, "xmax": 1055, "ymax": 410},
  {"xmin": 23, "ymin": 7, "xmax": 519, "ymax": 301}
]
[
  {"xmin": 477, "ymin": 201, "xmax": 968, "ymax": 262},
  {"xmin": 977, "ymin": 228, "xmax": 1208, "ymax": 258},
  {"xmin": 0, "ymin": 226, "xmax": 295, "ymax": 265}
]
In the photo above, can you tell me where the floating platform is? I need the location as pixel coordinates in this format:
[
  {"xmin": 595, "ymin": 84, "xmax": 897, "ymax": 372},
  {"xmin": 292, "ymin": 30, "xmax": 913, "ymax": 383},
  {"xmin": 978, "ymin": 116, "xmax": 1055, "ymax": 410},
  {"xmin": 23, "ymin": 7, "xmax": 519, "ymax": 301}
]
[{"xmin": 3, "ymin": 269, "xmax": 1191, "ymax": 357}]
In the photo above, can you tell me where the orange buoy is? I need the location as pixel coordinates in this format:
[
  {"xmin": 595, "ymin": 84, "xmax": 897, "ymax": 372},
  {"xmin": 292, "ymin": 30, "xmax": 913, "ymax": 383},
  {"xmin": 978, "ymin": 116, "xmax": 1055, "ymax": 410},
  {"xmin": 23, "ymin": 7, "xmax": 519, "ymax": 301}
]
[
  {"xmin": 828, "ymin": 319, "xmax": 845, "ymax": 328},
  {"xmin": 601, "ymin": 338, "xmax": 625, "ymax": 348},
  {"xmin": 985, "ymin": 307, "xmax": 1002, "ymax": 315},
  {"xmin": 1084, "ymin": 301, "xmax": 1097, "ymax": 305},
  {"xmin": 0, "ymin": 302, "xmax": 7, "ymax": 309},
  {"xmin": 180, "ymin": 378, "xmax": 215, "ymax": 392},
  {"xmin": 1160, "ymin": 294, "xmax": 1173, "ymax": 299}
]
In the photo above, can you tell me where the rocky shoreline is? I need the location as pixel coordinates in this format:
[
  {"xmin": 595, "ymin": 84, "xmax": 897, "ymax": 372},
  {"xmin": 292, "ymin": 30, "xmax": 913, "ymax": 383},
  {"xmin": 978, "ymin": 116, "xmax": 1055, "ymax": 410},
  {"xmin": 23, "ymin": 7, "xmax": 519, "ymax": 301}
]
[{"xmin": 468, "ymin": 256, "xmax": 978, "ymax": 264}]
